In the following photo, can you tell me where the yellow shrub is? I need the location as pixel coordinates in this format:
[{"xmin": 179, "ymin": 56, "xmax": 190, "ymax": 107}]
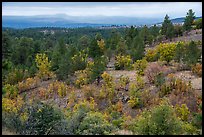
[
  {"xmin": 18, "ymin": 77, "xmax": 39, "ymax": 93},
  {"xmin": 100, "ymin": 72, "xmax": 115, "ymax": 100},
  {"xmin": 119, "ymin": 75, "xmax": 130, "ymax": 89},
  {"xmin": 57, "ymin": 82, "xmax": 67, "ymax": 97},
  {"xmin": 145, "ymin": 49, "xmax": 158, "ymax": 62},
  {"xmin": 191, "ymin": 63, "xmax": 202, "ymax": 77},
  {"xmin": 35, "ymin": 53, "xmax": 55, "ymax": 80},
  {"xmin": 115, "ymin": 54, "xmax": 133, "ymax": 70},
  {"xmin": 175, "ymin": 104, "xmax": 190, "ymax": 121},
  {"xmin": 2, "ymin": 96, "xmax": 24, "ymax": 114},
  {"xmin": 116, "ymin": 100, "xmax": 123, "ymax": 112},
  {"xmin": 133, "ymin": 58, "xmax": 148, "ymax": 76},
  {"xmin": 3, "ymin": 84, "xmax": 18, "ymax": 99},
  {"xmin": 156, "ymin": 43, "xmax": 177, "ymax": 63},
  {"xmin": 97, "ymin": 39, "xmax": 105, "ymax": 50},
  {"xmin": 74, "ymin": 69, "xmax": 89, "ymax": 88}
]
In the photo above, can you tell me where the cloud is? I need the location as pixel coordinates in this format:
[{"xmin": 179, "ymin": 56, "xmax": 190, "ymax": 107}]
[{"xmin": 2, "ymin": 2, "xmax": 202, "ymax": 19}]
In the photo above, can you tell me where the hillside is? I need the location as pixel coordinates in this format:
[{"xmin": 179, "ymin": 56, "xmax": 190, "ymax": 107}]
[{"xmin": 2, "ymin": 9, "xmax": 202, "ymax": 135}]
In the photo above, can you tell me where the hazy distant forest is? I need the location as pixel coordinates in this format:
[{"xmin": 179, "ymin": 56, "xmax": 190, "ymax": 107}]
[{"xmin": 2, "ymin": 9, "xmax": 202, "ymax": 135}]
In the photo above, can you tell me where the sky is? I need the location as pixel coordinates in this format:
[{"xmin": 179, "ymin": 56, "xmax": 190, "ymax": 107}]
[{"xmin": 2, "ymin": 2, "xmax": 202, "ymax": 19}]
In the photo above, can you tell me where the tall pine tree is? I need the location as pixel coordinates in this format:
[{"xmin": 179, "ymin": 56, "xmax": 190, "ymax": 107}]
[
  {"xmin": 183, "ymin": 9, "xmax": 196, "ymax": 32},
  {"xmin": 161, "ymin": 14, "xmax": 174, "ymax": 39}
]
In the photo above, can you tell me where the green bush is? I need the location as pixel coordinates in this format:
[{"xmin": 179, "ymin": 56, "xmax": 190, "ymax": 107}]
[
  {"xmin": 130, "ymin": 100, "xmax": 183, "ymax": 135},
  {"xmin": 77, "ymin": 111, "xmax": 115, "ymax": 135},
  {"xmin": 22, "ymin": 101, "xmax": 67, "ymax": 135},
  {"xmin": 66, "ymin": 104, "xmax": 90, "ymax": 134},
  {"xmin": 154, "ymin": 72, "xmax": 165, "ymax": 87},
  {"xmin": 194, "ymin": 18, "xmax": 202, "ymax": 29},
  {"xmin": 159, "ymin": 83, "xmax": 172, "ymax": 97},
  {"xmin": 128, "ymin": 76, "xmax": 144, "ymax": 108},
  {"xmin": 110, "ymin": 111, "xmax": 124, "ymax": 129},
  {"xmin": 174, "ymin": 42, "xmax": 185, "ymax": 63},
  {"xmin": 71, "ymin": 49, "xmax": 88, "ymax": 71},
  {"xmin": 183, "ymin": 41, "xmax": 201, "ymax": 66},
  {"xmin": 90, "ymin": 56, "xmax": 107, "ymax": 83},
  {"xmin": 5, "ymin": 69, "xmax": 29, "ymax": 85}
]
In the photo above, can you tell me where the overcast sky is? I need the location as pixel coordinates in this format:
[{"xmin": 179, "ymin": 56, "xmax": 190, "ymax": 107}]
[{"xmin": 2, "ymin": 2, "xmax": 202, "ymax": 19}]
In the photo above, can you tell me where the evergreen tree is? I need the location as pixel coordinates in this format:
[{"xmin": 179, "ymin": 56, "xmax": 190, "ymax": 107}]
[
  {"xmin": 89, "ymin": 37, "xmax": 103, "ymax": 58},
  {"xmin": 183, "ymin": 9, "xmax": 196, "ymax": 32},
  {"xmin": 161, "ymin": 14, "xmax": 174, "ymax": 39},
  {"xmin": 130, "ymin": 35, "xmax": 145, "ymax": 61},
  {"xmin": 184, "ymin": 41, "xmax": 201, "ymax": 66},
  {"xmin": 116, "ymin": 37, "xmax": 127, "ymax": 55},
  {"xmin": 149, "ymin": 24, "xmax": 160, "ymax": 38},
  {"xmin": 166, "ymin": 22, "xmax": 174, "ymax": 40},
  {"xmin": 2, "ymin": 32, "xmax": 11, "ymax": 60},
  {"xmin": 161, "ymin": 14, "xmax": 171, "ymax": 35},
  {"xmin": 140, "ymin": 25, "xmax": 153, "ymax": 45}
]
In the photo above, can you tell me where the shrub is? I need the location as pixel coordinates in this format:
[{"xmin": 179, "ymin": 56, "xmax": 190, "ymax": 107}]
[
  {"xmin": 71, "ymin": 49, "xmax": 88, "ymax": 71},
  {"xmin": 100, "ymin": 72, "xmax": 115, "ymax": 101},
  {"xmin": 57, "ymin": 82, "xmax": 67, "ymax": 97},
  {"xmin": 133, "ymin": 58, "xmax": 148, "ymax": 76},
  {"xmin": 135, "ymin": 74, "xmax": 145, "ymax": 89},
  {"xmin": 175, "ymin": 104, "xmax": 190, "ymax": 121},
  {"xmin": 192, "ymin": 112, "xmax": 202, "ymax": 129},
  {"xmin": 139, "ymin": 90, "xmax": 151, "ymax": 106},
  {"xmin": 156, "ymin": 43, "xmax": 176, "ymax": 63},
  {"xmin": 66, "ymin": 98, "xmax": 99, "ymax": 134},
  {"xmin": 67, "ymin": 91, "xmax": 77, "ymax": 108},
  {"xmin": 130, "ymin": 99, "xmax": 183, "ymax": 135},
  {"xmin": 66, "ymin": 102, "xmax": 89, "ymax": 134},
  {"xmin": 35, "ymin": 53, "xmax": 55, "ymax": 80},
  {"xmin": 74, "ymin": 57, "xmax": 107, "ymax": 87},
  {"xmin": 181, "ymin": 122, "xmax": 199, "ymax": 135},
  {"xmin": 154, "ymin": 72, "xmax": 165, "ymax": 87},
  {"xmin": 2, "ymin": 96, "xmax": 25, "ymax": 133},
  {"xmin": 174, "ymin": 42, "xmax": 185, "ymax": 63},
  {"xmin": 5, "ymin": 69, "xmax": 29, "ymax": 85},
  {"xmin": 82, "ymin": 85, "xmax": 96, "ymax": 100},
  {"xmin": 18, "ymin": 77, "xmax": 40, "ymax": 93},
  {"xmin": 128, "ymin": 97, "xmax": 141, "ymax": 108},
  {"xmin": 89, "ymin": 56, "xmax": 107, "ymax": 83},
  {"xmin": 74, "ymin": 69, "xmax": 90, "ymax": 88},
  {"xmin": 159, "ymin": 83, "xmax": 172, "ymax": 97},
  {"xmin": 173, "ymin": 79, "xmax": 193, "ymax": 94},
  {"xmin": 119, "ymin": 75, "xmax": 130, "ymax": 90},
  {"xmin": 3, "ymin": 84, "xmax": 18, "ymax": 99},
  {"xmin": 128, "ymin": 76, "xmax": 144, "ymax": 108},
  {"xmin": 107, "ymin": 107, "xmax": 124, "ymax": 129},
  {"xmin": 22, "ymin": 101, "xmax": 67, "ymax": 135},
  {"xmin": 191, "ymin": 63, "xmax": 202, "ymax": 77},
  {"xmin": 115, "ymin": 54, "xmax": 132, "ymax": 70},
  {"xmin": 174, "ymin": 25, "xmax": 183, "ymax": 37},
  {"xmin": 183, "ymin": 41, "xmax": 201, "ymax": 66},
  {"xmin": 145, "ymin": 62, "xmax": 163, "ymax": 84},
  {"xmin": 145, "ymin": 49, "xmax": 158, "ymax": 62},
  {"xmin": 77, "ymin": 111, "xmax": 115, "ymax": 135},
  {"xmin": 194, "ymin": 18, "xmax": 202, "ymax": 29}
]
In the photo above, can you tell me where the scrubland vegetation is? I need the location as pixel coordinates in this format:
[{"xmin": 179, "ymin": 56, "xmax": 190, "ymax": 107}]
[{"xmin": 2, "ymin": 9, "xmax": 202, "ymax": 135}]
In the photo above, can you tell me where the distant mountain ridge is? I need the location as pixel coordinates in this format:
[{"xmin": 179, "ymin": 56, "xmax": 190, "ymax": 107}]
[
  {"xmin": 156, "ymin": 16, "xmax": 202, "ymax": 25},
  {"xmin": 2, "ymin": 14, "xmax": 202, "ymax": 29}
]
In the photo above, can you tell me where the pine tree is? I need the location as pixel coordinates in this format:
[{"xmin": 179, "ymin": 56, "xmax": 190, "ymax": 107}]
[
  {"xmin": 161, "ymin": 14, "xmax": 174, "ymax": 39},
  {"xmin": 161, "ymin": 14, "xmax": 171, "ymax": 35},
  {"xmin": 183, "ymin": 9, "xmax": 196, "ymax": 32},
  {"xmin": 166, "ymin": 22, "xmax": 174, "ymax": 40}
]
